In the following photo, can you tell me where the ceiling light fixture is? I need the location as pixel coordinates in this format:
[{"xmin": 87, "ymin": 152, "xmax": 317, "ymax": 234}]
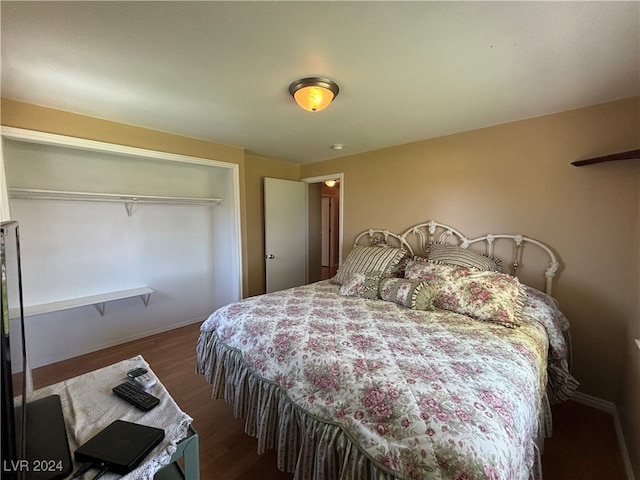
[
  {"xmin": 324, "ymin": 180, "xmax": 338, "ymax": 188},
  {"xmin": 289, "ymin": 77, "xmax": 339, "ymax": 112}
]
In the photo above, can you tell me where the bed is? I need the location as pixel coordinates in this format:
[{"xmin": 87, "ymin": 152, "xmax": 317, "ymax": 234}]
[{"xmin": 197, "ymin": 220, "xmax": 578, "ymax": 480}]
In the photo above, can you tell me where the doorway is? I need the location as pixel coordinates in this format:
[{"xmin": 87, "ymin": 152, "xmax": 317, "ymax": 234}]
[
  {"xmin": 321, "ymin": 182, "xmax": 340, "ymax": 279},
  {"xmin": 304, "ymin": 174, "xmax": 342, "ymax": 284}
]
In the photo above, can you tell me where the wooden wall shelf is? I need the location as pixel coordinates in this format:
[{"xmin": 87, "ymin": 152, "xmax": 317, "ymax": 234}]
[{"xmin": 571, "ymin": 149, "xmax": 640, "ymax": 166}]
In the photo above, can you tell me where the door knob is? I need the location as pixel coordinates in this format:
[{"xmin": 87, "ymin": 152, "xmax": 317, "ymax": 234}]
[{"xmin": 267, "ymin": 254, "xmax": 275, "ymax": 259}]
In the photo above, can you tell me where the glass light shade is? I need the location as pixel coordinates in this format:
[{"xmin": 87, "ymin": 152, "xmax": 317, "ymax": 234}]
[
  {"xmin": 294, "ymin": 86, "xmax": 335, "ymax": 112},
  {"xmin": 289, "ymin": 77, "xmax": 339, "ymax": 113}
]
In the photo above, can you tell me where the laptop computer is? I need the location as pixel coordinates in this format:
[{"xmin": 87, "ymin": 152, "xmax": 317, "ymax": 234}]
[{"xmin": 74, "ymin": 420, "xmax": 165, "ymax": 475}]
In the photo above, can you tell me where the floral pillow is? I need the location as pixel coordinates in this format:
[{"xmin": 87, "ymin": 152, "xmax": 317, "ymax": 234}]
[
  {"xmin": 340, "ymin": 272, "xmax": 435, "ymax": 311},
  {"xmin": 405, "ymin": 260, "xmax": 523, "ymax": 327},
  {"xmin": 403, "ymin": 256, "xmax": 440, "ymax": 281},
  {"xmin": 339, "ymin": 271, "xmax": 384, "ymax": 299}
]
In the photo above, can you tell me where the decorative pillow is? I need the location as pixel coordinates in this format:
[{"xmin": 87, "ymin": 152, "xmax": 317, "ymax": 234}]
[
  {"xmin": 414, "ymin": 283, "xmax": 438, "ymax": 311},
  {"xmin": 367, "ymin": 234, "xmax": 410, "ymax": 277},
  {"xmin": 333, "ymin": 245, "xmax": 406, "ymax": 285},
  {"xmin": 403, "ymin": 256, "xmax": 438, "ymax": 281},
  {"xmin": 427, "ymin": 243, "xmax": 503, "ymax": 272},
  {"xmin": 339, "ymin": 271, "xmax": 383, "ymax": 299},
  {"xmin": 405, "ymin": 260, "xmax": 523, "ymax": 327},
  {"xmin": 388, "ymin": 251, "xmax": 412, "ymax": 277},
  {"xmin": 378, "ymin": 277, "xmax": 435, "ymax": 311}
]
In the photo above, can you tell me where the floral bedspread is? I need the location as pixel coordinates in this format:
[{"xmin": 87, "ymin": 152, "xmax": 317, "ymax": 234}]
[{"xmin": 198, "ymin": 280, "xmax": 576, "ymax": 480}]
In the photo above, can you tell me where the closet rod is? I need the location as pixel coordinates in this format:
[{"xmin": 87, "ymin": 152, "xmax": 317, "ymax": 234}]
[{"xmin": 9, "ymin": 188, "xmax": 223, "ymax": 207}]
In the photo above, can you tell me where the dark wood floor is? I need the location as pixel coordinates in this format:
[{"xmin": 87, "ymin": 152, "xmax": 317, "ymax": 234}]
[{"xmin": 33, "ymin": 323, "xmax": 627, "ymax": 480}]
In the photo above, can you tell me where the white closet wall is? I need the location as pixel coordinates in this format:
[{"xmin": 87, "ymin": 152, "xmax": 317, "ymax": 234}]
[{"xmin": 2, "ymin": 133, "xmax": 241, "ymax": 367}]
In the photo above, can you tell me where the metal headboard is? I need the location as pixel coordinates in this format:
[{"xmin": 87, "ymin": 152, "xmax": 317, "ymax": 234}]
[{"xmin": 354, "ymin": 220, "xmax": 559, "ymax": 295}]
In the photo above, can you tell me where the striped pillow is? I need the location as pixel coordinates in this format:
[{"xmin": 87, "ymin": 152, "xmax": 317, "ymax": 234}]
[
  {"xmin": 333, "ymin": 246, "xmax": 406, "ymax": 285},
  {"xmin": 378, "ymin": 277, "xmax": 435, "ymax": 310},
  {"xmin": 428, "ymin": 243, "xmax": 503, "ymax": 272}
]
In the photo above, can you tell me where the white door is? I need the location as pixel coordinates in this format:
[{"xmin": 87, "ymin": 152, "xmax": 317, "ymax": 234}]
[{"xmin": 264, "ymin": 177, "xmax": 308, "ymax": 293}]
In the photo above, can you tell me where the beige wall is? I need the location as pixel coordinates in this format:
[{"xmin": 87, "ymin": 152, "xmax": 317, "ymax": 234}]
[
  {"xmin": 1, "ymin": 99, "xmax": 243, "ymax": 163},
  {"xmin": 302, "ymin": 96, "xmax": 640, "ymax": 477},
  {"xmin": 0, "ymin": 98, "xmax": 303, "ymax": 301},
  {"xmin": 244, "ymin": 153, "xmax": 299, "ymax": 297},
  {"xmin": 4, "ymin": 96, "xmax": 640, "ymax": 476},
  {"xmin": 0, "ymin": 98, "xmax": 258, "ymax": 293}
]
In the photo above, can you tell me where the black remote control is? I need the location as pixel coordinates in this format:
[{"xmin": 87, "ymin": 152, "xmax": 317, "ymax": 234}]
[{"xmin": 112, "ymin": 382, "xmax": 160, "ymax": 411}]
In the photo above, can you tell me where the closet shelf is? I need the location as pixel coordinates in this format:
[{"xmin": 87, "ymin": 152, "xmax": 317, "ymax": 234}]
[
  {"xmin": 19, "ymin": 287, "xmax": 154, "ymax": 317},
  {"xmin": 571, "ymin": 149, "xmax": 640, "ymax": 166},
  {"xmin": 9, "ymin": 188, "xmax": 223, "ymax": 216}
]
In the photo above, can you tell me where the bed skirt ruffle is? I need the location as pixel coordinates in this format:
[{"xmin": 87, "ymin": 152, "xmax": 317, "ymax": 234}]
[
  {"xmin": 547, "ymin": 360, "xmax": 580, "ymax": 405},
  {"xmin": 197, "ymin": 329, "xmax": 406, "ymax": 480},
  {"xmin": 197, "ymin": 329, "xmax": 546, "ymax": 480}
]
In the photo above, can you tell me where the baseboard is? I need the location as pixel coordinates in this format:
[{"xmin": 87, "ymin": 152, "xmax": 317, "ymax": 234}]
[
  {"xmin": 571, "ymin": 391, "xmax": 616, "ymax": 413},
  {"xmin": 32, "ymin": 315, "xmax": 208, "ymax": 369},
  {"xmin": 572, "ymin": 392, "xmax": 636, "ymax": 480}
]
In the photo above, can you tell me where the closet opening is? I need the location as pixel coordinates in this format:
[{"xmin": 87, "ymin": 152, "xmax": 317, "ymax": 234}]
[{"xmin": 1, "ymin": 127, "xmax": 242, "ymax": 367}]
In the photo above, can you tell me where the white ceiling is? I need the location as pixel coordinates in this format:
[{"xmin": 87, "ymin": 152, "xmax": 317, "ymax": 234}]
[{"xmin": 2, "ymin": 1, "xmax": 639, "ymax": 164}]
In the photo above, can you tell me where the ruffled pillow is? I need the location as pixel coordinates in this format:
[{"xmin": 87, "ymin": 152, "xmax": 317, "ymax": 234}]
[
  {"xmin": 333, "ymin": 245, "xmax": 406, "ymax": 285},
  {"xmin": 427, "ymin": 243, "xmax": 503, "ymax": 272},
  {"xmin": 405, "ymin": 260, "xmax": 523, "ymax": 327},
  {"xmin": 339, "ymin": 271, "xmax": 384, "ymax": 299},
  {"xmin": 378, "ymin": 277, "xmax": 435, "ymax": 311},
  {"xmin": 340, "ymin": 272, "xmax": 435, "ymax": 311},
  {"xmin": 403, "ymin": 257, "xmax": 441, "ymax": 282}
]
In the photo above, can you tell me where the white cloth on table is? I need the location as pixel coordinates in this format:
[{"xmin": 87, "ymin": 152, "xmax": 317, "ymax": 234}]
[{"xmin": 28, "ymin": 355, "xmax": 192, "ymax": 480}]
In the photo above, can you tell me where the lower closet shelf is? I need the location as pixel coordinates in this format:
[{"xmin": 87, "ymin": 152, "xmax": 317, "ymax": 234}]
[{"xmin": 21, "ymin": 287, "xmax": 153, "ymax": 317}]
